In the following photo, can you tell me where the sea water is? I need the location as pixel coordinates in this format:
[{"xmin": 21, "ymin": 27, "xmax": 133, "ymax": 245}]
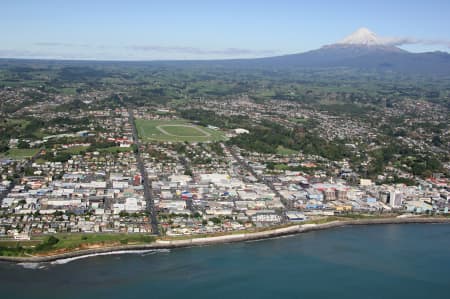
[{"xmin": 1, "ymin": 224, "xmax": 449, "ymax": 299}]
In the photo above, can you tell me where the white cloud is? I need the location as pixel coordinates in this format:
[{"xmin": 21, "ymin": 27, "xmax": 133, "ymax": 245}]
[
  {"xmin": 380, "ymin": 36, "xmax": 450, "ymax": 48},
  {"xmin": 128, "ymin": 45, "xmax": 278, "ymax": 56},
  {"xmin": 17, "ymin": 42, "xmax": 279, "ymax": 60}
]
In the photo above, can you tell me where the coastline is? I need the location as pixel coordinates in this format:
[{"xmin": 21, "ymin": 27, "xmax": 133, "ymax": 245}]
[{"xmin": 1, "ymin": 217, "xmax": 449, "ymax": 263}]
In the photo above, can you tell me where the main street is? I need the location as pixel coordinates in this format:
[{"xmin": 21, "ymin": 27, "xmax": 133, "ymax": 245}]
[
  {"xmin": 128, "ymin": 108, "xmax": 159, "ymax": 235},
  {"xmin": 0, "ymin": 149, "xmax": 43, "ymax": 207},
  {"xmin": 227, "ymin": 145, "xmax": 291, "ymax": 222}
]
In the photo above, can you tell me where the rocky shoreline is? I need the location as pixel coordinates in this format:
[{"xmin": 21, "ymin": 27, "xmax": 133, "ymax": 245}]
[{"xmin": 1, "ymin": 217, "xmax": 449, "ymax": 263}]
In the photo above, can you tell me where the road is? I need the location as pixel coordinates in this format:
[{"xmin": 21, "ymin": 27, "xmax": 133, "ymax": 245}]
[
  {"xmin": 128, "ymin": 108, "xmax": 160, "ymax": 235},
  {"xmin": 227, "ymin": 146, "xmax": 291, "ymax": 221},
  {"xmin": 0, "ymin": 148, "xmax": 43, "ymax": 206}
]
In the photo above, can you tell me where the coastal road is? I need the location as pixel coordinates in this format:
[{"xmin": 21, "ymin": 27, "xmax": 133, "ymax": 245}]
[{"xmin": 128, "ymin": 108, "xmax": 160, "ymax": 235}]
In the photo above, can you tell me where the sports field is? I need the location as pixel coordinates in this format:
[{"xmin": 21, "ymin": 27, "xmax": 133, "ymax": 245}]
[
  {"xmin": 135, "ymin": 119, "xmax": 226, "ymax": 142},
  {"xmin": 0, "ymin": 148, "xmax": 39, "ymax": 159}
]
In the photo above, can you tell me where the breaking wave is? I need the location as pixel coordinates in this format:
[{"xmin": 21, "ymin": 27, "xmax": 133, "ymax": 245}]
[
  {"xmin": 17, "ymin": 262, "xmax": 47, "ymax": 269},
  {"xmin": 51, "ymin": 249, "xmax": 171, "ymax": 265},
  {"xmin": 17, "ymin": 249, "xmax": 171, "ymax": 268}
]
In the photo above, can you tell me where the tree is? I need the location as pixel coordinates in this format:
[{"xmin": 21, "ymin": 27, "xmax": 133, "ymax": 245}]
[
  {"xmin": 24, "ymin": 167, "xmax": 34, "ymax": 176},
  {"xmin": 119, "ymin": 211, "xmax": 129, "ymax": 217},
  {"xmin": 0, "ymin": 141, "xmax": 9, "ymax": 153},
  {"xmin": 53, "ymin": 211, "xmax": 64, "ymax": 216},
  {"xmin": 46, "ymin": 236, "xmax": 59, "ymax": 246},
  {"xmin": 426, "ymin": 157, "xmax": 441, "ymax": 171},
  {"xmin": 412, "ymin": 162, "xmax": 426, "ymax": 176},
  {"xmin": 132, "ymin": 144, "xmax": 138, "ymax": 154},
  {"xmin": 432, "ymin": 135, "xmax": 442, "ymax": 146},
  {"xmin": 210, "ymin": 217, "xmax": 222, "ymax": 225},
  {"xmin": 17, "ymin": 140, "xmax": 30, "ymax": 149}
]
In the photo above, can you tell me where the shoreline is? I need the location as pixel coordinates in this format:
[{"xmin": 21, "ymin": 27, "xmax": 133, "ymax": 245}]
[{"xmin": 1, "ymin": 217, "xmax": 450, "ymax": 263}]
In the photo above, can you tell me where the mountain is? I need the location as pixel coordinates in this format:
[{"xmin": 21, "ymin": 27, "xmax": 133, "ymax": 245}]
[
  {"xmin": 247, "ymin": 28, "xmax": 450, "ymax": 75},
  {"xmin": 338, "ymin": 27, "xmax": 391, "ymax": 46},
  {"xmin": 1, "ymin": 28, "xmax": 448, "ymax": 76}
]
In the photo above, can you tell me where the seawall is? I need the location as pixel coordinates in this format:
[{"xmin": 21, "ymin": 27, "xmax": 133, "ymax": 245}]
[{"xmin": 1, "ymin": 217, "xmax": 449, "ymax": 263}]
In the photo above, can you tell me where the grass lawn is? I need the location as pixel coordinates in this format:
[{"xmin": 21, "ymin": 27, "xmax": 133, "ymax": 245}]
[
  {"xmin": 274, "ymin": 163, "xmax": 290, "ymax": 171},
  {"xmin": 0, "ymin": 233, "xmax": 156, "ymax": 256},
  {"xmin": 160, "ymin": 125, "xmax": 208, "ymax": 137},
  {"xmin": 97, "ymin": 146, "xmax": 133, "ymax": 153},
  {"xmin": 50, "ymin": 233, "xmax": 155, "ymax": 250},
  {"xmin": 136, "ymin": 119, "xmax": 226, "ymax": 142},
  {"xmin": 276, "ymin": 145, "xmax": 298, "ymax": 156},
  {"xmin": 3, "ymin": 148, "xmax": 39, "ymax": 159},
  {"xmin": 0, "ymin": 239, "xmax": 42, "ymax": 248},
  {"xmin": 59, "ymin": 146, "xmax": 132, "ymax": 156},
  {"xmin": 60, "ymin": 87, "xmax": 78, "ymax": 95},
  {"xmin": 62, "ymin": 146, "xmax": 90, "ymax": 154}
]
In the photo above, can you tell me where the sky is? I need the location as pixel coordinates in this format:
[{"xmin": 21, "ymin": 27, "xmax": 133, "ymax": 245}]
[{"xmin": 1, "ymin": 0, "xmax": 449, "ymax": 60}]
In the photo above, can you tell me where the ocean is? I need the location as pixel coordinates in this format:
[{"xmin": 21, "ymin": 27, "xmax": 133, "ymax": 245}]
[{"xmin": 1, "ymin": 224, "xmax": 450, "ymax": 299}]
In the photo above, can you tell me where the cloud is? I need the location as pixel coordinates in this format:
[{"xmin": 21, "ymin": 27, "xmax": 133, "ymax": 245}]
[
  {"xmin": 379, "ymin": 36, "xmax": 450, "ymax": 49},
  {"xmin": 35, "ymin": 42, "xmax": 73, "ymax": 47},
  {"xmin": 35, "ymin": 42, "xmax": 93, "ymax": 48},
  {"xmin": 34, "ymin": 42, "xmax": 277, "ymax": 56},
  {"xmin": 0, "ymin": 48, "xmax": 111, "ymax": 60},
  {"xmin": 27, "ymin": 42, "xmax": 278, "ymax": 59},
  {"xmin": 128, "ymin": 45, "xmax": 278, "ymax": 56}
]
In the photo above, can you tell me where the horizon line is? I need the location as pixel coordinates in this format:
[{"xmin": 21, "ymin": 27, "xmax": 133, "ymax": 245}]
[{"xmin": 0, "ymin": 44, "xmax": 449, "ymax": 63}]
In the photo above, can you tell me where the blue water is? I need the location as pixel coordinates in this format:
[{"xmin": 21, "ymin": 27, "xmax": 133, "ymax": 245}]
[{"xmin": 1, "ymin": 224, "xmax": 450, "ymax": 299}]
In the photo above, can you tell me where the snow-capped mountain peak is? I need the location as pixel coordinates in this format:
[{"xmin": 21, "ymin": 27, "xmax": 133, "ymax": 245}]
[{"xmin": 339, "ymin": 27, "xmax": 382, "ymax": 46}]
